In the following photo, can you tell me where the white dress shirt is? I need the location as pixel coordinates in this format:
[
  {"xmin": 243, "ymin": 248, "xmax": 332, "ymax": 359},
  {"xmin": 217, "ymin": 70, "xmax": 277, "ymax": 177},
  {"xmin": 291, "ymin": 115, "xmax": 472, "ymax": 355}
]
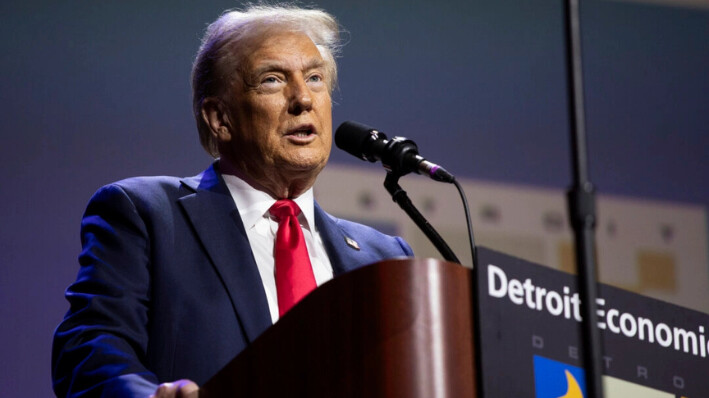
[{"xmin": 222, "ymin": 174, "xmax": 334, "ymax": 323}]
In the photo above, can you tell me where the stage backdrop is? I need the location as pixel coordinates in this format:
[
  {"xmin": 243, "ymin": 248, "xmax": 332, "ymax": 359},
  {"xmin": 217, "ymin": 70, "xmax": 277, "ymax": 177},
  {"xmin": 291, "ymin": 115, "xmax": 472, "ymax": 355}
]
[{"xmin": 0, "ymin": 1, "xmax": 707, "ymax": 396}]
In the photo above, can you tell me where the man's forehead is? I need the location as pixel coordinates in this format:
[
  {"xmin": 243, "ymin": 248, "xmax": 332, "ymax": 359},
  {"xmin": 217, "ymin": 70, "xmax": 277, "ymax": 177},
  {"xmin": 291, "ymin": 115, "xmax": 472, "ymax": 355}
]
[
  {"xmin": 240, "ymin": 30, "xmax": 319, "ymax": 57},
  {"xmin": 241, "ymin": 33, "xmax": 325, "ymax": 71}
]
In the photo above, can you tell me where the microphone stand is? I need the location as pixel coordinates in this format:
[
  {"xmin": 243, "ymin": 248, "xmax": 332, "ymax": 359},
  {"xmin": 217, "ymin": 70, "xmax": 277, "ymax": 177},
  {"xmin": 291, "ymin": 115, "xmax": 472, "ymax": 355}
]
[
  {"xmin": 563, "ymin": 1, "xmax": 604, "ymax": 397},
  {"xmin": 383, "ymin": 172, "xmax": 460, "ymax": 263}
]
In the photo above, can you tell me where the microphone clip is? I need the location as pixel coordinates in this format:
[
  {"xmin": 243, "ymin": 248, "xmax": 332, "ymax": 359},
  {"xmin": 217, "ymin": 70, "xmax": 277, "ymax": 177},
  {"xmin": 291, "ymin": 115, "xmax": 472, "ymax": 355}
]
[{"xmin": 360, "ymin": 130, "xmax": 422, "ymax": 178}]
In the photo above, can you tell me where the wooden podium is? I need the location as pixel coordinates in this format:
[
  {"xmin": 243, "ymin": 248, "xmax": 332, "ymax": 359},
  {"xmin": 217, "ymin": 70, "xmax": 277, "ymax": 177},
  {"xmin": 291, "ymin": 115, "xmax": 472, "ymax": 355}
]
[{"xmin": 200, "ymin": 258, "xmax": 477, "ymax": 397}]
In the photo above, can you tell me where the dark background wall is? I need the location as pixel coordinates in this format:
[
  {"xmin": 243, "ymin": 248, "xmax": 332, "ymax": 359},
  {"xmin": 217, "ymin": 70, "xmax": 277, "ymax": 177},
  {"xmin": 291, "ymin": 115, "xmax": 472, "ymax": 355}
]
[{"xmin": 1, "ymin": 1, "xmax": 707, "ymax": 396}]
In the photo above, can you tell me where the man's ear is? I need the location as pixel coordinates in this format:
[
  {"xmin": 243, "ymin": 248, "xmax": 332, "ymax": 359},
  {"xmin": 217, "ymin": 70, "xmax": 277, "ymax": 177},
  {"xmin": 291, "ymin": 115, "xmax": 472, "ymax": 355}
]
[{"xmin": 201, "ymin": 97, "xmax": 233, "ymax": 143}]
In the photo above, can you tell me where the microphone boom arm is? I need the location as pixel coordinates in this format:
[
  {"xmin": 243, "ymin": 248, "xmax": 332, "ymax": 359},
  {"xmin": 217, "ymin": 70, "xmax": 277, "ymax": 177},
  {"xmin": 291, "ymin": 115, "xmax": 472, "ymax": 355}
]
[{"xmin": 383, "ymin": 172, "xmax": 460, "ymax": 263}]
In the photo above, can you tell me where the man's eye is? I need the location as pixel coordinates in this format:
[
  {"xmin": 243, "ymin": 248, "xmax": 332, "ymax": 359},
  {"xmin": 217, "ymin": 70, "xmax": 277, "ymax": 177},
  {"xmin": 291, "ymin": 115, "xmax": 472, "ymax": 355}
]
[
  {"xmin": 307, "ymin": 75, "xmax": 323, "ymax": 83},
  {"xmin": 261, "ymin": 76, "xmax": 280, "ymax": 84}
]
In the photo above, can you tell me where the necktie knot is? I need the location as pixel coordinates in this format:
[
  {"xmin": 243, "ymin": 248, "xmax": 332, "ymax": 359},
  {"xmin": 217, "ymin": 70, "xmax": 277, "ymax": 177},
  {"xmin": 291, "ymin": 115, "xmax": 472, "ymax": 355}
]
[{"xmin": 270, "ymin": 199, "xmax": 301, "ymax": 222}]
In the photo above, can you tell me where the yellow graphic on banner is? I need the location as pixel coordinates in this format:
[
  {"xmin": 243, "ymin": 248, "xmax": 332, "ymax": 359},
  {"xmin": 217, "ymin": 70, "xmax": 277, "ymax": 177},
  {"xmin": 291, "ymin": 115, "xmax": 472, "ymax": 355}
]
[{"xmin": 558, "ymin": 370, "xmax": 584, "ymax": 398}]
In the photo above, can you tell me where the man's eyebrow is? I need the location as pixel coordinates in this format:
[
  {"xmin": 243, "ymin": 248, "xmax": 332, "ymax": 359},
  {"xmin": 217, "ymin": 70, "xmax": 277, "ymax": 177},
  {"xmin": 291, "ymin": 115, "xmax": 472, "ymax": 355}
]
[
  {"xmin": 250, "ymin": 59, "xmax": 326, "ymax": 77},
  {"xmin": 303, "ymin": 59, "xmax": 326, "ymax": 72}
]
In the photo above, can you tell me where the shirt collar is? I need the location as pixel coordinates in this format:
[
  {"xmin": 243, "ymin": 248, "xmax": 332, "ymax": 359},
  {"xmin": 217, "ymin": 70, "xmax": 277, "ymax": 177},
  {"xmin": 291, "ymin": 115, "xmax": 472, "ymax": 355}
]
[{"xmin": 222, "ymin": 173, "xmax": 315, "ymax": 231}]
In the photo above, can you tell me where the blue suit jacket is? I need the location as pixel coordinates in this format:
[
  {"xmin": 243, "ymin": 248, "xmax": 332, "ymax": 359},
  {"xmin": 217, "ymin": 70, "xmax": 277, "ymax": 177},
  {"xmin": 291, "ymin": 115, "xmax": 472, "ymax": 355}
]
[{"xmin": 52, "ymin": 164, "xmax": 413, "ymax": 397}]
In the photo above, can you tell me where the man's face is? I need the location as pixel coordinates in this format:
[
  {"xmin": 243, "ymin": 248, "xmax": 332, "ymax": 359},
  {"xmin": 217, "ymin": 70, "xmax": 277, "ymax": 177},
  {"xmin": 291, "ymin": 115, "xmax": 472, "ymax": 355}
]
[{"xmin": 218, "ymin": 30, "xmax": 333, "ymax": 189}]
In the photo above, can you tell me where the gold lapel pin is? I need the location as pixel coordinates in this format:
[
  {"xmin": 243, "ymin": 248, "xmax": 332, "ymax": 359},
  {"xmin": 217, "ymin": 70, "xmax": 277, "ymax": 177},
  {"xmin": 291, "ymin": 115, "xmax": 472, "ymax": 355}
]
[{"xmin": 344, "ymin": 236, "xmax": 360, "ymax": 251}]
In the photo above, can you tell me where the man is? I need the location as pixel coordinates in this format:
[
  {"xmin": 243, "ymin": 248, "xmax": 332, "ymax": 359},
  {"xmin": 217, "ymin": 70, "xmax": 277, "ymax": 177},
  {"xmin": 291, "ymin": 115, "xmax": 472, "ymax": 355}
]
[{"xmin": 52, "ymin": 5, "xmax": 413, "ymax": 398}]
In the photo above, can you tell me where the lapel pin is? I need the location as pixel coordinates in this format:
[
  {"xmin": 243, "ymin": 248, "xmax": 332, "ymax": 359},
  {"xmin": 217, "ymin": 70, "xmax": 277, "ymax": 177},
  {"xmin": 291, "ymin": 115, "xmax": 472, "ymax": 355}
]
[{"xmin": 344, "ymin": 236, "xmax": 360, "ymax": 251}]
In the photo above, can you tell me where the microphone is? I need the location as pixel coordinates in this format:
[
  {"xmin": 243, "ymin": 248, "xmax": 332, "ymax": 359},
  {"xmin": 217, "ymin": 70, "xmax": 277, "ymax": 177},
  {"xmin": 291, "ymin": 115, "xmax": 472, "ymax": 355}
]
[{"xmin": 335, "ymin": 121, "xmax": 455, "ymax": 183}]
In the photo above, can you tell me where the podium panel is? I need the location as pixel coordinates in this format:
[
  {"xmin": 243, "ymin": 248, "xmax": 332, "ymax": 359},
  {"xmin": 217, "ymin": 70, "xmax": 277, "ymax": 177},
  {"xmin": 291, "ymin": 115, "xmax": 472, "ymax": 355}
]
[{"xmin": 201, "ymin": 258, "xmax": 476, "ymax": 398}]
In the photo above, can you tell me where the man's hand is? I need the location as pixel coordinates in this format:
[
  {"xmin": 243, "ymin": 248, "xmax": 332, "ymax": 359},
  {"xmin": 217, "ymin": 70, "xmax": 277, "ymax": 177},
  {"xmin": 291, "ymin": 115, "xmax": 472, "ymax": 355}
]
[{"xmin": 149, "ymin": 379, "xmax": 199, "ymax": 398}]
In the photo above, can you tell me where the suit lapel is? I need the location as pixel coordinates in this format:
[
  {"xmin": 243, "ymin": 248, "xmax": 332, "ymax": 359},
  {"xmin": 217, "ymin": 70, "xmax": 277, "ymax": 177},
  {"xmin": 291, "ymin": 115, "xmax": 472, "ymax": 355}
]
[
  {"xmin": 178, "ymin": 164, "xmax": 272, "ymax": 342},
  {"xmin": 314, "ymin": 202, "xmax": 369, "ymax": 276}
]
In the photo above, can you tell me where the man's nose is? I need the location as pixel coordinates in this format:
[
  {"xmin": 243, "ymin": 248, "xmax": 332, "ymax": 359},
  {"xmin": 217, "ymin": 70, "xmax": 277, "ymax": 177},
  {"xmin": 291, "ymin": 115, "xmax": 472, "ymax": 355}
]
[{"xmin": 287, "ymin": 78, "xmax": 313, "ymax": 114}]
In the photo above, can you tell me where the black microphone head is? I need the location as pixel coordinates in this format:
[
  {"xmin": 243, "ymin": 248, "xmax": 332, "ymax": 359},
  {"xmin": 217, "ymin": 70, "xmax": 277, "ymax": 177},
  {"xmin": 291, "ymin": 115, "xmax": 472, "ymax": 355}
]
[{"xmin": 335, "ymin": 121, "xmax": 385, "ymax": 161}]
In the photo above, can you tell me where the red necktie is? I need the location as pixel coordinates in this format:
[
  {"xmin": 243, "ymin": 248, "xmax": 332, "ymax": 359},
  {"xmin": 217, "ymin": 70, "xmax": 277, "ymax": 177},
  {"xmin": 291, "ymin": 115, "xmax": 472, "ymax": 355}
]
[{"xmin": 270, "ymin": 199, "xmax": 317, "ymax": 316}]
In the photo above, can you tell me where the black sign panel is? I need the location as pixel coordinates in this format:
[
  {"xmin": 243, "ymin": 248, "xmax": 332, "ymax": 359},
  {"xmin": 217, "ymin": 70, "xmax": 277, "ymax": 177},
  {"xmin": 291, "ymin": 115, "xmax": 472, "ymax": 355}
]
[{"xmin": 475, "ymin": 247, "xmax": 709, "ymax": 398}]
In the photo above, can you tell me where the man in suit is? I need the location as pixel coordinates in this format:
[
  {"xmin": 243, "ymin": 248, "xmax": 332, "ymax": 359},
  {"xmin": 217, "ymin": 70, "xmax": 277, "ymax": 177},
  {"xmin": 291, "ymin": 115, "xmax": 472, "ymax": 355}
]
[{"xmin": 52, "ymin": 5, "xmax": 413, "ymax": 398}]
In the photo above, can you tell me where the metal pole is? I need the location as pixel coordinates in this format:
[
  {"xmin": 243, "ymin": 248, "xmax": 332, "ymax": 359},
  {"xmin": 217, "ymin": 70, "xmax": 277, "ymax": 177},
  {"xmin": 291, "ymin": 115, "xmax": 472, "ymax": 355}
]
[{"xmin": 563, "ymin": 1, "xmax": 605, "ymax": 397}]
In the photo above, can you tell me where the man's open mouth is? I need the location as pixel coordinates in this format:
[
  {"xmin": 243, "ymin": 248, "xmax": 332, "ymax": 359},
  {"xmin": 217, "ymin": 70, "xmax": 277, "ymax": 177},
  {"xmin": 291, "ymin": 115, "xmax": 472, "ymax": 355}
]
[{"xmin": 287, "ymin": 124, "xmax": 316, "ymax": 138}]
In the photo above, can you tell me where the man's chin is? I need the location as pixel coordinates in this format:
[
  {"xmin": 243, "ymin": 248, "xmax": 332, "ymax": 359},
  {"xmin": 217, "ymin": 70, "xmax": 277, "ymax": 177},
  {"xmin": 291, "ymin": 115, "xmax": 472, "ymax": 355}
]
[
  {"xmin": 282, "ymin": 160, "xmax": 328, "ymax": 178},
  {"xmin": 281, "ymin": 150, "xmax": 329, "ymax": 172}
]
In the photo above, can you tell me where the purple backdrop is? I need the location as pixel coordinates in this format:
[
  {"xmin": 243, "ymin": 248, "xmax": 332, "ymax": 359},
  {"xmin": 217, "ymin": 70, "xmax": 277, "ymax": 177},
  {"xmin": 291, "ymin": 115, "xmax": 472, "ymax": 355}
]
[{"xmin": 1, "ymin": 1, "xmax": 707, "ymax": 396}]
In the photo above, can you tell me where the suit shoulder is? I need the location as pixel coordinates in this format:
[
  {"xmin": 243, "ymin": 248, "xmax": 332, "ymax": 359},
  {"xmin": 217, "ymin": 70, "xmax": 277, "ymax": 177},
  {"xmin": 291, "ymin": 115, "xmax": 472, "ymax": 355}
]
[
  {"xmin": 113, "ymin": 175, "xmax": 183, "ymax": 193},
  {"xmin": 90, "ymin": 175, "xmax": 184, "ymax": 203}
]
